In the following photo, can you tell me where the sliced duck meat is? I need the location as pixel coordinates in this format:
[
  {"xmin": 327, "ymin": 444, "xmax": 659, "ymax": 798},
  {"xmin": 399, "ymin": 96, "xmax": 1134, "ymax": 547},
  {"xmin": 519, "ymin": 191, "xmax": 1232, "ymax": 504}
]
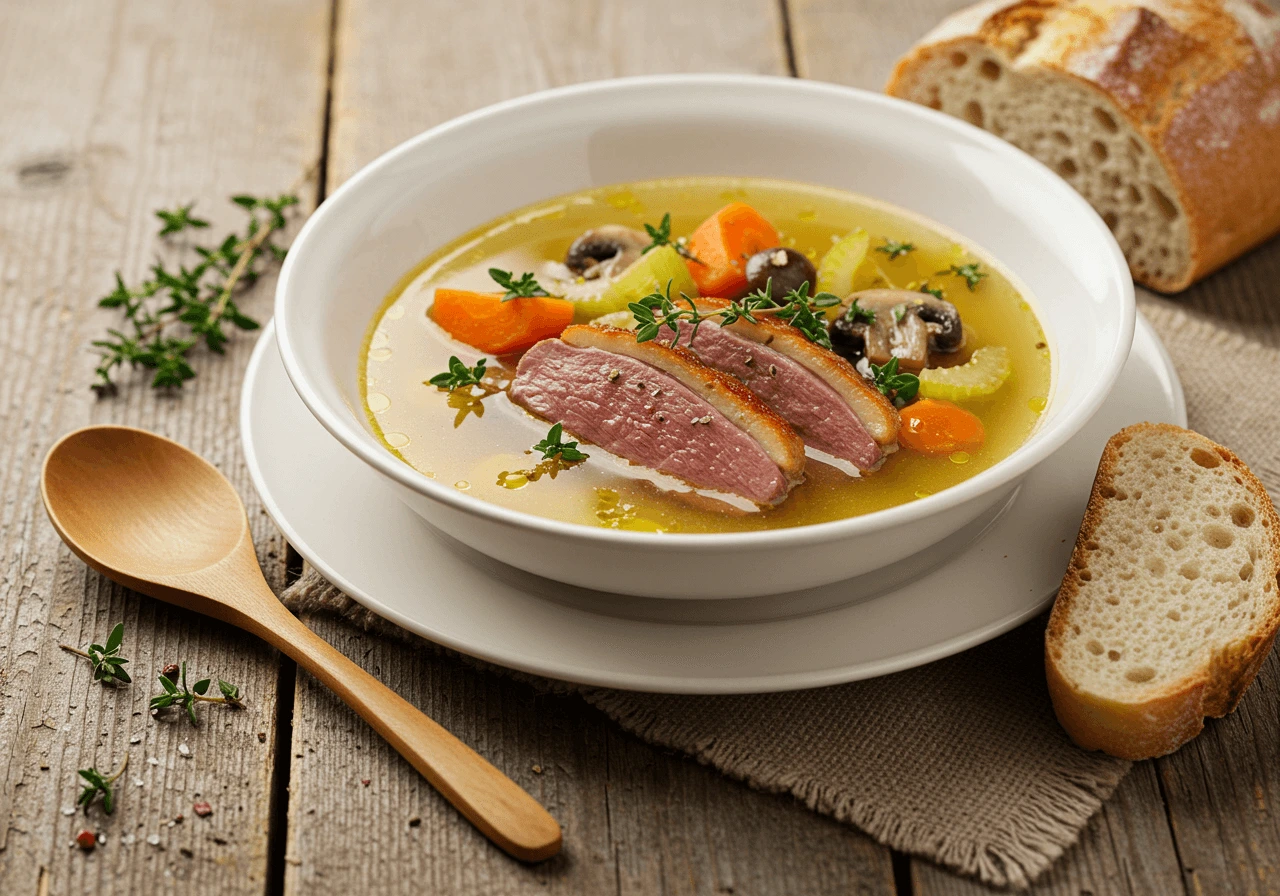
[
  {"xmin": 510, "ymin": 325, "xmax": 805, "ymax": 505},
  {"xmin": 671, "ymin": 300, "xmax": 899, "ymax": 471}
]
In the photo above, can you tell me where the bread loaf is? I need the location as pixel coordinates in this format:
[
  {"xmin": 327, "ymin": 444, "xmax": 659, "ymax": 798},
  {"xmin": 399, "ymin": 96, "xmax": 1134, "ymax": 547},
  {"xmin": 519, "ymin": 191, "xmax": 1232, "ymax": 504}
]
[
  {"xmin": 886, "ymin": 0, "xmax": 1280, "ymax": 293},
  {"xmin": 1045, "ymin": 424, "xmax": 1280, "ymax": 759}
]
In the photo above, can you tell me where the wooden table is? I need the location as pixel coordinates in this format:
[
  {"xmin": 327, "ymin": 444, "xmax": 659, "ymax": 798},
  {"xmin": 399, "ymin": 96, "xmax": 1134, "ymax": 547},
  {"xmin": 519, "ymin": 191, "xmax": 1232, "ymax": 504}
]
[{"xmin": 3, "ymin": 1, "xmax": 1278, "ymax": 893}]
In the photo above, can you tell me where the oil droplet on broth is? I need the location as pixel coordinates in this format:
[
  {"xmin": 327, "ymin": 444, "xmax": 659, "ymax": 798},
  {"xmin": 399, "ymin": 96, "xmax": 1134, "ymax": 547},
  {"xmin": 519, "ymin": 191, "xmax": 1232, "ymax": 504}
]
[
  {"xmin": 1028, "ymin": 396, "xmax": 1047, "ymax": 414},
  {"xmin": 498, "ymin": 471, "xmax": 530, "ymax": 490},
  {"xmin": 367, "ymin": 392, "xmax": 390, "ymax": 413},
  {"xmin": 369, "ymin": 347, "xmax": 392, "ymax": 362},
  {"xmin": 454, "ymin": 480, "xmax": 470, "ymax": 490},
  {"xmin": 719, "ymin": 187, "xmax": 748, "ymax": 202},
  {"xmin": 949, "ymin": 451, "xmax": 971, "ymax": 465},
  {"xmin": 914, "ymin": 489, "xmax": 932, "ymax": 499},
  {"xmin": 384, "ymin": 431, "xmax": 410, "ymax": 448},
  {"xmin": 798, "ymin": 209, "xmax": 817, "ymax": 222}
]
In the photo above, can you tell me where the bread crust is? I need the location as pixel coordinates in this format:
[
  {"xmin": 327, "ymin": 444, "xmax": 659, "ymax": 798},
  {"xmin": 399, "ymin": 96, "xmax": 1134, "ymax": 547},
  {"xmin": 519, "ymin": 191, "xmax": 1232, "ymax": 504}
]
[
  {"xmin": 885, "ymin": 0, "xmax": 1280, "ymax": 292},
  {"xmin": 689, "ymin": 299, "xmax": 901, "ymax": 447},
  {"xmin": 1045, "ymin": 423, "xmax": 1280, "ymax": 759},
  {"xmin": 559, "ymin": 325, "xmax": 807, "ymax": 483}
]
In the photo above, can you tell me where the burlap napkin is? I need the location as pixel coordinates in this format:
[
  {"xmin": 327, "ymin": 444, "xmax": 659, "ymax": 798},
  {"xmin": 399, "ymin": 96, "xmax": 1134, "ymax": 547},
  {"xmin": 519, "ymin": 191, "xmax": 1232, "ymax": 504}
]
[{"xmin": 280, "ymin": 293, "xmax": 1280, "ymax": 889}]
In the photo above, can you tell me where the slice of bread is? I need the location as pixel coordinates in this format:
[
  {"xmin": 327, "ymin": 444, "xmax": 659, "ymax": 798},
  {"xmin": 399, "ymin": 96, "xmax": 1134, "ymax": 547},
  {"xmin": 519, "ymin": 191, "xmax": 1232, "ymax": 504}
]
[
  {"xmin": 886, "ymin": 1, "xmax": 1280, "ymax": 293},
  {"xmin": 1046, "ymin": 423, "xmax": 1280, "ymax": 759}
]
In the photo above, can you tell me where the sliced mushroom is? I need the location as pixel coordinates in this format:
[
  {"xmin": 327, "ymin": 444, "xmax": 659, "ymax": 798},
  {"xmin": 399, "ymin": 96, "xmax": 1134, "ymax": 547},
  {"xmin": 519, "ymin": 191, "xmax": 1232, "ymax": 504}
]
[
  {"xmin": 564, "ymin": 225, "xmax": 648, "ymax": 280},
  {"xmin": 744, "ymin": 247, "xmax": 817, "ymax": 300},
  {"xmin": 830, "ymin": 289, "xmax": 964, "ymax": 371}
]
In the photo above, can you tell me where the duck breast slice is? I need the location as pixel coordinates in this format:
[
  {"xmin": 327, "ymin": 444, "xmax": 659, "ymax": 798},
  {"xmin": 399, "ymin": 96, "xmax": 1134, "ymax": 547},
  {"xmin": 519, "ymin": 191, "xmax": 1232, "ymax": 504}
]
[
  {"xmin": 674, "ymin": 301, "xmax": 899, "ymax": 471},
  {"xmin": 510, "ymin": 325, "xmax": 805, "ymax": 505}
]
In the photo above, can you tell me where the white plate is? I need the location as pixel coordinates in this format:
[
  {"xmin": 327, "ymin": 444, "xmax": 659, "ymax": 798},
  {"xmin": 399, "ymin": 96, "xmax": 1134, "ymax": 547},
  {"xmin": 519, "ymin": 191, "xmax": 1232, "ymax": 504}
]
[{"xmin": 242, "ymin": 316, "xmax": 1184, "ymax": 693}]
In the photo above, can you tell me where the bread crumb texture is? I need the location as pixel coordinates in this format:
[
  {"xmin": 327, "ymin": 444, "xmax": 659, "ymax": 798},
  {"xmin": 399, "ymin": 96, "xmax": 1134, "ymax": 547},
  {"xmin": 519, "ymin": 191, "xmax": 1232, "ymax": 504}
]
[{"xmin": 1050, "ymin": 424, "xmax": 1280, "ymax": 705}]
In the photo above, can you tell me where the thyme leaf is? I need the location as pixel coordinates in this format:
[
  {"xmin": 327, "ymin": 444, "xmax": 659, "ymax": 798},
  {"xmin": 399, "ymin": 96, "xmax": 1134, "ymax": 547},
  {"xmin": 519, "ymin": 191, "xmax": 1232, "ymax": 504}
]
[
  {"xmin": 940, "ymin": 262, "xmax": 987, "ymax": 291},
  {"xmin": 532, "ymin": 423, "xmax": 588, "ymax": 463},
  {"xmin": 875, "ymin": 239, "xmax": 915, "ymax": 260},
  {"xmin": 149, "ymin": 662, "xmax": 243, "ymax": 727},
  {"xmin": 869, "ymin": 356, "xmax": 920, "ymax": 406},
  {"xmin": 60, "ymin": 622, "xmax": 131, "ymax": 686},
  {"xmin": 77, "ymin": 755, "xmax": 129, "ymax": 816},
  {"xmin": 427, "ymin": 356, "xmax": 488, "ymax": 392},
  {"xmin": 489, "ymin": 268, "xmax": 549, "ymax": 301}
]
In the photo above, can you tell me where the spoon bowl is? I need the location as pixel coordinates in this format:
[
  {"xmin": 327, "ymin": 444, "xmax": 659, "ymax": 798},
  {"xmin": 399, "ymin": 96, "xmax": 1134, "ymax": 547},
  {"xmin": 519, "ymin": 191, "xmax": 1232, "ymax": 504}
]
[{"xmin": 42, "ymin": 425, "xmax": 561, "ymax": 862}]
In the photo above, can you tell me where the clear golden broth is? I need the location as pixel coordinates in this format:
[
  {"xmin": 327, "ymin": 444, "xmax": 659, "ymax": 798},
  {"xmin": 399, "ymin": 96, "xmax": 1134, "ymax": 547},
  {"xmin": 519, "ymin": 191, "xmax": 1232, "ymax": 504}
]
[{"xmin": 360, "ymin": 177, "xmax": 1051, "ymax": 533}]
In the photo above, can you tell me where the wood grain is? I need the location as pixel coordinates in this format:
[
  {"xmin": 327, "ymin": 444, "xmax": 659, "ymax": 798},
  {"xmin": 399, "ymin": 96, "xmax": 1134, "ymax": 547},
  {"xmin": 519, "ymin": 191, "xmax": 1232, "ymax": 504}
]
[
  {"xmin": 284, "ymin": 0, "xmax": 896, "ymax": 892},
  {"xmin": 0, "ymin": 1, "xmax": 328, "ymax": 893}
]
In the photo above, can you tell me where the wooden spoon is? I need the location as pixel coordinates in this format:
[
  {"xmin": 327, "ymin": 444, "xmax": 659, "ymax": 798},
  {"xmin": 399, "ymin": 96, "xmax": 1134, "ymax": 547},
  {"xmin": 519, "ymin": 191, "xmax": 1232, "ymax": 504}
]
[{"xmin": 41, "ymin": 425, "xmax": 561, "ymax": 862}]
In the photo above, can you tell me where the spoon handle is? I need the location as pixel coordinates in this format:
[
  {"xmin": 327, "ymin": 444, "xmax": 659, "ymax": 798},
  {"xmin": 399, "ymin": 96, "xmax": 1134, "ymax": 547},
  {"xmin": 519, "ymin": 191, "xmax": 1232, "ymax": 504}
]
[{"xmin": 249, "ymin": 596, "xmax": 561, "ymax": 861}]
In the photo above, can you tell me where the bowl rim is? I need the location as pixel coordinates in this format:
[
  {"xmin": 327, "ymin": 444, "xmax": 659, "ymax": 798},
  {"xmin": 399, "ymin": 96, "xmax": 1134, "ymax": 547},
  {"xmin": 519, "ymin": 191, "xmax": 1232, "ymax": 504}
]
[{"xmin": 275, "ymin": 72, "xmax": 1136, "ymax": 550}]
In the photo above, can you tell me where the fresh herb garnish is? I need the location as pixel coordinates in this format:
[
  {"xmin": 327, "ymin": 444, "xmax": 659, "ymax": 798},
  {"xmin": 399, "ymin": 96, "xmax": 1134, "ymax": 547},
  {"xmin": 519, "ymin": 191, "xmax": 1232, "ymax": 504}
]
[
  {"xmin": 149, "ymin": 662, "xmax": 243, "ymax": 727},
  {"xmin": 155, "ymin": 204, "xmax": 210, "ymax": 236},
  {"xmin": 77, "ymin": 755, "xmax": 129, "ymax": 815},
  {"xmin": 918, "ymin": 283, "xmax": 945, "ymax": 300},
  {"xmin": 532, "ymin": 423, "xmax": 588, "ymax": 463},
  {"xmin": 869, "ymin": 357, "xmax": 920, "ymax": 406},
  {"xmin": 427, "ymin": 356, "xmax": 488, "ymax": 392},
  {"xmin": 892, "ymin": 304, "xmax": 907, "ymax": 324},
  {"xmin": 60, "ymin": 622, "xmax": 131, "ymax": 686},
  {"xmin": 845, "ymin": 298, "xmax": 876, "ymax": 324},
  {"xmin": 642, "ymin": 213, "xmax": 701, "ymax": 263},
  {"xmin": 92, "ymin": 185, "xmax": 304, "ymax": 395},
  {"xmin": 772, "ymin": 283, "xmax": 840, "ymax": 349},
  {"xmin": 876, "ymin": 239, "xmax": 915, "ymax": 260},
  {"xmin": 941, "ymin": 262, "xmax": 987, "ymax": 291},
  {"xmin": 489, "ymin": 268, "xmax": 549, "ymax": 301},
  {"xmin": 630, "ymin": 278, "xmax": 838, "ymax": 348}
]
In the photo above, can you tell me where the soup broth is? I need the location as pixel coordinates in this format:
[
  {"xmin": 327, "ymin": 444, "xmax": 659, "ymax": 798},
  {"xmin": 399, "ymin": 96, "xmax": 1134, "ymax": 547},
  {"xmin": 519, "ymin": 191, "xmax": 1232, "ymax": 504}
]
[{"xmin": 361, "ymin": 177, "xmax": 1051, "ymax": 533}]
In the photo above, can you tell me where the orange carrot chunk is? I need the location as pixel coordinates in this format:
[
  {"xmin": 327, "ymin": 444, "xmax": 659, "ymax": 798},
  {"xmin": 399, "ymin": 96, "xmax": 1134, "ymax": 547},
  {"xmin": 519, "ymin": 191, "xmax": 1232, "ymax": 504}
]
[
  {"xmin": 899, "ymin": 399, "xmax": 986, "ymax": 456},
  {"xmin": 430, "ymin": 289, "xmax": 575, "ymax": 355},
  {"xmin": 685, "ymin": 203, "xmax": 781, "ymax": 297}
]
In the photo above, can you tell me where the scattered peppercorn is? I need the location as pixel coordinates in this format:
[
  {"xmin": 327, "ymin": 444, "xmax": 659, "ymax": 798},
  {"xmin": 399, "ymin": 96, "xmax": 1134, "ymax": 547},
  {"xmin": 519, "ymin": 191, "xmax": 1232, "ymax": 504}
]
[
  {"xmin": 193, "ymin": 801, "xmax": 212, "ymax": 818},
  {"xmin": 75, "ymin": 829, "xmax": 97, "ymax": 850},
  {"xmin": 161, "ymin": 664, "xmax": 180, "ymax": 682},
  {"xmin": 408, "ymin": 816, "xmax": 422, "ymax": 827}
]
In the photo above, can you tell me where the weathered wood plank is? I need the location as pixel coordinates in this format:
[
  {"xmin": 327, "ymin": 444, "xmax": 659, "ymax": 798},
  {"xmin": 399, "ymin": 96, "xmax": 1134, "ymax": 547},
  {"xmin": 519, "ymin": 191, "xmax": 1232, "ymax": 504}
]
[
  {"xmin": 912, "ymin": 763, "xmax": 1187, "ymax": 896},
  {"xmin": 0, "ymin": 1, "xmax": 329, "ymax": 893},
  {"xmin": 285, "ymin": 0, "xmax": 896, "ymax": 892}
]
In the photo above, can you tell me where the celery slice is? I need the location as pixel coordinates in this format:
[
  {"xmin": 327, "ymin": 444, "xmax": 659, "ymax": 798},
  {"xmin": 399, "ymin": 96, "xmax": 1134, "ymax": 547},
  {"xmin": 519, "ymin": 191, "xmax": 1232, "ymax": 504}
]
[
  {"xmin": 919, "ymin": 346, "xmax": 1012, "ymax": 401},
  {"xmin": 568, "ymin": 246, "xmax": 698, "ymax": 322}
]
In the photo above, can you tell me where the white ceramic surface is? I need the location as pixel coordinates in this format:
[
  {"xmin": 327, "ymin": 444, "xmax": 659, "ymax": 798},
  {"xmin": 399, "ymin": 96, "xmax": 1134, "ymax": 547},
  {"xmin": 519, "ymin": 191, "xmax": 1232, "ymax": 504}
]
[
  {"xmin": 243, "ymin": 315, "xmax": 1183, "ymax": 693},
  {"xmin": 274, "ymin": 74, "xmax": 1135, "ymax": 599}
]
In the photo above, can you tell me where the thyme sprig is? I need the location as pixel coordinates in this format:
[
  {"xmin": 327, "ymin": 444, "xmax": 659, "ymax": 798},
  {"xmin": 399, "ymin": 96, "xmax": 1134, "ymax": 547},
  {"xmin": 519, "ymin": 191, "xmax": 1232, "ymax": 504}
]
[
  {"xmin": 940, "ymin": 262, "xmax": 987, "ymax": 291},
  {"xmin": 918, "ymin": 283, "xmax": 945, "ymax": 300},
  {"xmin": 876, "ymin": 239, "xmax": 915, "ymax": 260},
  {"xmin": 489, "ymin": 268, "xmax": 549, "ymax": 301},
  {"xmin": 149, "ymin": 662, "xmax": 243, "ymax": 727},
  {"xmin": 845, "ymin": 298, "xmax": 876, "ymax": 325},
  {"xmin": 427, "ymin": 356, "xmax": 489, "ymax": 392},
  {"xmin": 77, "ymin": 754, "xmax": 129, "ymax": 815},
  {"xmin": 60, "ymin": 622, "xmax": 131, "ymax": 686},
  {"xmin": 532, "ymin": 423, "xmax": 588, "ymax": 463},
  {"xmin": 642, "ymin": 213, "xmax": 701, "ymax": 264},
  {"xmin": 630, "ymin": 279, "xmax": 839, "ymax": 348},
  {"xmin": 92, "ymin": 183, "xmax": 305, "ymax": 395},
  {"xmin": 869, "ymin": 357, "xmax": 920, "ymax": 406}
]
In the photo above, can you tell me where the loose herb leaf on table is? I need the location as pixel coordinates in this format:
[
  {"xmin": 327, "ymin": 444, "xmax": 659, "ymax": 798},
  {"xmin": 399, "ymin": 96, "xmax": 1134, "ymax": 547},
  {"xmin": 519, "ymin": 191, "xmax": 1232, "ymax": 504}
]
[
  {"xmin": 149, "ymin": 662, "xmax": 243, "ymax": 727},
  {"xmin": 60, "ymin": 622, "xmax": 131, "ymax": 686},
  {"xmin": 77, "ymin": 755, "xmax": 128, "ymax": 815},
  {"xmin": 92, "ymin": 188, "xmax": 303, "ymax": 395}
]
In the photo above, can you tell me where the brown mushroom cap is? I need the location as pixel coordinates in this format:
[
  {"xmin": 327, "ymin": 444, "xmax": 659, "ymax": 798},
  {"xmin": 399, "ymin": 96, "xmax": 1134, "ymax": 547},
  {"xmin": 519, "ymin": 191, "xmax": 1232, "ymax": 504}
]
[
  {"xmin": 830, "ymin": 289, "xmax": 964, "ymax": 371},
  {"xmin": 564, "ymin": 225, "xmax": 648, "ymax": 279}
]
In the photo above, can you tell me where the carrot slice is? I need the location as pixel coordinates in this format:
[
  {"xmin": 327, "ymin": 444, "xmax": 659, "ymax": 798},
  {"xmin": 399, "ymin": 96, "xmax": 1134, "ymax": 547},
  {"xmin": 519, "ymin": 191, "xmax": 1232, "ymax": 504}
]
[
  {"xmin": 899, "ymin": 399, "xmax": 985, "ymax": 456},
  {"xmin": 685, "ymin": 203, "xmax": 781, "ymax": 297},
  {"xmin": 430, "ymin": 289, "xmax": 575, "ymax": 354}
]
